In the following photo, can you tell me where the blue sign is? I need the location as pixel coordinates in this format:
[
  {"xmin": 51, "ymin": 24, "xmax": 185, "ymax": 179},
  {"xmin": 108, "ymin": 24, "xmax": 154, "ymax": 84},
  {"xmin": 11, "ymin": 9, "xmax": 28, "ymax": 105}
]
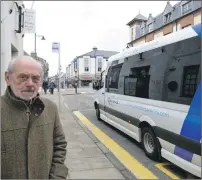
[
  {"xmin": 74, "ymin": 59, "xmax": 78, "ymax": 70},
  {"xmin": 52, "ymin": 42, "xmax": 60, "ymax": 53}
]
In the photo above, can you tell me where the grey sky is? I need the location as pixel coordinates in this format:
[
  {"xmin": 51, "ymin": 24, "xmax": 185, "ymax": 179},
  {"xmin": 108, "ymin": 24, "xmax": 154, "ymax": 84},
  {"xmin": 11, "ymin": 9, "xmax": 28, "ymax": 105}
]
[{"xmin": 23, "ymin": 1, "xmax": 179, "ymax": 76}]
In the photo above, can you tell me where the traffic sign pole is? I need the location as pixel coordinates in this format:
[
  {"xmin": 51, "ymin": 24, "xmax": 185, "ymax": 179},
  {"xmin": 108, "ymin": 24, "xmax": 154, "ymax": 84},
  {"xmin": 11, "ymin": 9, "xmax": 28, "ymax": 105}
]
[{"xmin": 52, "ymin": 42, "xmax": 61, "ymax": 111}]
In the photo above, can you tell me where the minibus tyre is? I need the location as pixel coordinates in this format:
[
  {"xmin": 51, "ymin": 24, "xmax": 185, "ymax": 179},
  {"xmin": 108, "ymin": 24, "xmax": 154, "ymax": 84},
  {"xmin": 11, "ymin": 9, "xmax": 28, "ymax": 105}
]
[
  {"xmin": 141, "ymin": 127, "xmax": 160, "ymax": 161},
  {"xmin": 95, "ymin": 106, "xmax": 101, "ymax": 121}
]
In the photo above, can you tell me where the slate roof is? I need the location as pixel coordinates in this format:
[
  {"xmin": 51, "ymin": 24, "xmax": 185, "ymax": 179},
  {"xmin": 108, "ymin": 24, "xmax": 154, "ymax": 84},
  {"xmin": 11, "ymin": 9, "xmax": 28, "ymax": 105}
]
[
  {"xmin": 77, "ymin": 50, "xmax": 119, "ymax": 58},
  {"xmin": 128, "ymin": 0, "xmax": 201, "ymax": 44},
  {"xmin": 126, "ymin": 13, "xmax": 147, "ymax": 26}
]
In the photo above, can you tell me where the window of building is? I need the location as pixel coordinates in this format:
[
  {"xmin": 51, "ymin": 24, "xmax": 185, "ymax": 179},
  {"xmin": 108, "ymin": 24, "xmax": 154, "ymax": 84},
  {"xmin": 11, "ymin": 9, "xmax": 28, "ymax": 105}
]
[
  {"xmin": 148, "ymin": 23, "xmax": 153, "ymax": 32},
  {"xmin": 84, "ymin": 58, "xmax": 89, "ymax": 72},
  {"xmin": 131, "ymin": 28, "xmax": 133, "ymax": 40},
  {"xmin": 182, "ymin": 24, "xmax": 191, "ymax": 29},
  {"xmin": 182, "ymin": 65, "xmax": 199, "ymax": 98},
  {"xmin": 164, "ymin": 13, "xmax": 171, "ymax": 23},
  {"xmin": 107, "ymin": 63, "xmax": 123, "ymax": 90},
  {"xmin": 182, "ymin": 1, "xmax": 192, "ymax": 14},
  {"xmin": 142, "ymin": 28, "xmax": 145, "ymax": 35},
  {"xmin": 164, "ymin": 32, "xmax": 171, "ymax": 36},
  {"xmin": 98, "ymin": 58, "xmax": 102, "ymax": 72}
]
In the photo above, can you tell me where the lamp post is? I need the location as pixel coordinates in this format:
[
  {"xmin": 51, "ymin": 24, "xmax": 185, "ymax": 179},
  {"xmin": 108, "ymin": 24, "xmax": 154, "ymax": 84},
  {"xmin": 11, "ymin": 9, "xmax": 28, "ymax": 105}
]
[
  {"xmin": 93, "ymin": 46, "xmax": 97, "ymax": 82},
  {"xmin": 34, "ymin": 33, "xmax": 45, "ymax": 58}
]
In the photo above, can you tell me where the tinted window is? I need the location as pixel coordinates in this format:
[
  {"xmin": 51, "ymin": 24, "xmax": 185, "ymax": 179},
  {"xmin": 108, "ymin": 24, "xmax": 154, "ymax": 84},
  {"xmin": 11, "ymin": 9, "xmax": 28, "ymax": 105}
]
[
  {"xmin": 124, "ymin": 66, "xmax": 150, "ymax": 98},
  {"xmin": 121, "ymin": 36, "xmax": 201, "ymax": 105},
  {"xmin": 107, "ymin": 63, "xmax": 123, "ymax": 92},
  {"xmin": 182, "ymin": 65, "xmax": 200, "ymax": 98}
]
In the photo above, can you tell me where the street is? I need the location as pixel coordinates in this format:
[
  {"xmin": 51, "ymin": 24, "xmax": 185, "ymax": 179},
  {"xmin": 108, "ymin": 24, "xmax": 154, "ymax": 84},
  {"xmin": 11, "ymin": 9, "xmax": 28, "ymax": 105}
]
[{"xmin": 58, "ymin": 87, "xmax": 198, "ymax": 180}]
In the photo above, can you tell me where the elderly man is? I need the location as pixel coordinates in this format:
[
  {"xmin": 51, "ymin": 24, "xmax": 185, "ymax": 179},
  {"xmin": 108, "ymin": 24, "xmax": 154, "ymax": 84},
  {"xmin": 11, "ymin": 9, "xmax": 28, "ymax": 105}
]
[{"xmin": 1, "ymin": 56, "xmax": 68, "ymax": 179}]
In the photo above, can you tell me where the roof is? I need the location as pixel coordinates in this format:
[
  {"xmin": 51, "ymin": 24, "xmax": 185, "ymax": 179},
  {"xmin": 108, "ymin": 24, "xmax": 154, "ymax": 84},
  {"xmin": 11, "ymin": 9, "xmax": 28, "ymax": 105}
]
[
  {"xmin": 126, "ymin": 13, "xmax": 147, "ymax": 26},
  {"xmin": 77, "ymin": 50, "xmax": 119, "ymax": 58},
  {"xmin": 108, "ymin": 24, "xmax": 200, "ymax": 64},
  {"xmin": 24, "ymin": 50, "xmax": 29, "ymax": 55},
  {"xmin": 128, "ymin": 1, "xmax": 201, "ymax": 44}
]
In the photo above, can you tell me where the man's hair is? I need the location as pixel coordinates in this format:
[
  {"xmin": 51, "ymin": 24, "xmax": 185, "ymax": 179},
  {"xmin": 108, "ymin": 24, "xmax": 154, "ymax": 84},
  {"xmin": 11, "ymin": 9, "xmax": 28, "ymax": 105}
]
[{"xmin": 7, "ymin": 55, "xmax": 44, "ymax": 77}]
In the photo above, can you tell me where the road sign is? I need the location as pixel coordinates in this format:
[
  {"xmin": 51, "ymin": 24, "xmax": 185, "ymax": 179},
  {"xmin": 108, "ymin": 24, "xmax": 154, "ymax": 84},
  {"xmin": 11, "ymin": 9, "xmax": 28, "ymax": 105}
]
[
  {"xmin": 23, "ymin": 9, "xmax": 36, "ymax": 33},
  {"xmin": 74, "ymin": 59, "xmax": 78, "ymax": 72},
  {"xmin": 52, "ymin": 42, "xmax": 60, "ymax": 53}
]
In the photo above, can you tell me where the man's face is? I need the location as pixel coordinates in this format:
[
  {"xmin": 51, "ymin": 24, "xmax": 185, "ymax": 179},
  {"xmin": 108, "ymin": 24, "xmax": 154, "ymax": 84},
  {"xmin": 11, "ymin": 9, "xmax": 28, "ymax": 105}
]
[{"xmin": 5, "ymin": 59, "xmax": 42, "ymax": 100}]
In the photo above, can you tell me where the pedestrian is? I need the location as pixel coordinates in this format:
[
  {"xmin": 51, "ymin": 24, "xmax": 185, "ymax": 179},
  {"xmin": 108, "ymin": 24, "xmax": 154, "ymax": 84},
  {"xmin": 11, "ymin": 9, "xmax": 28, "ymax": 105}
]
[
  {"xmin": 42, "ymin": 79, "xmax": 48, "ymax": 94},
  {"xmin": 49, "ymin": 81, "xmax": 56, "ymax": 94},
  {"xmin": 1, "ymin": 56, "xmax": 68, "ymax": 179}
]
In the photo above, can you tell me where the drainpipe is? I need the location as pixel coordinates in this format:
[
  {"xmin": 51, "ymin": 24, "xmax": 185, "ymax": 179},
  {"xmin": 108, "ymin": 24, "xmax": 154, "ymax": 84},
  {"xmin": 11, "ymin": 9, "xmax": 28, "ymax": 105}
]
[{"xmin": 175, "ymin": 20, "xmax": 177, "ymax": 31}]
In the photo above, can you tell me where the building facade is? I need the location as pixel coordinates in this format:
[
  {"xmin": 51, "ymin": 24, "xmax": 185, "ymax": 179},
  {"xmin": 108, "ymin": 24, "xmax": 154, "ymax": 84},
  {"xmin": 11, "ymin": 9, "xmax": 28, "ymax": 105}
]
[
  {"xmin": 127, "ymin": 1, "xmax": 201, "ymax": 47},
  {"xmin": 1, "ymin": 1, "xmax": 26, "ymax": 94},
  {"xmin": 66, "ymin": 48, "xmax": 118, "ymax": 87}
]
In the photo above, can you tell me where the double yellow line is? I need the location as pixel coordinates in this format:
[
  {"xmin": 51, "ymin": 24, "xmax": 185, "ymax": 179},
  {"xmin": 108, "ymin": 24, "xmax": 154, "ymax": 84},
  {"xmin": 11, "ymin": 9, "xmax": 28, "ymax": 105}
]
[
  {"xmin": 74, "ymin": 111, "xmax": 157, "ymax": 179},
  {"xmin": 155, "ymin": 163, "xmax": 180, "ymax": 179},
  {"xmin": 74, "ymin": 111, "xmax": 181, "ymax": 179}
]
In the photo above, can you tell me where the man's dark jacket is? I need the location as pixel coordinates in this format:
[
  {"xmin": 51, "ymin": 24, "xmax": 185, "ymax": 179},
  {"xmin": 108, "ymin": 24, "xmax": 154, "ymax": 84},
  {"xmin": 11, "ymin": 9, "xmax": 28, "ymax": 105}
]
[{"xmin": 1, "ymin": 87, "xmax": 68, "ymax": 179}]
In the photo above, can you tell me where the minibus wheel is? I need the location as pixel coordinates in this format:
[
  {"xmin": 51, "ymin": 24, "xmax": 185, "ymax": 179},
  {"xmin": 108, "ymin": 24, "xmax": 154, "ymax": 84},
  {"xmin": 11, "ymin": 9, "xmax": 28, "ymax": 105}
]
[{"xmin": 141, "ymin": 127, "xmax": 160, "ymax": 161}]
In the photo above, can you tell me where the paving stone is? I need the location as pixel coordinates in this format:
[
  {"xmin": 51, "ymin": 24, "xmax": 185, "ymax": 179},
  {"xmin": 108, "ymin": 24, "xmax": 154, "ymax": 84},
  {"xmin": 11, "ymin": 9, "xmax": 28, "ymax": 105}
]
[
  {"xmin": 65, "ymin": 157, "xmax": 92, "ymax": 172},
  {"xmin": 69, "ymin": 167, "xmax": 124, "ymax": 179},
  {"xmin": 88, "ymin": 156, "xmax": 114, "ymax": 169}
]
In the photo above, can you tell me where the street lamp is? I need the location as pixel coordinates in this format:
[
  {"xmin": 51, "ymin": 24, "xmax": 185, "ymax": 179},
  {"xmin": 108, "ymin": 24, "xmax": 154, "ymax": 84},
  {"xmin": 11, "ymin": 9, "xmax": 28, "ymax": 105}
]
[
  {"xmin": 93, "ymin": 46, "xmax": 97, "ymax": 82},
  {"xmin": 34, "ymin": 33, "xmax": 45, "ymax": 58}
]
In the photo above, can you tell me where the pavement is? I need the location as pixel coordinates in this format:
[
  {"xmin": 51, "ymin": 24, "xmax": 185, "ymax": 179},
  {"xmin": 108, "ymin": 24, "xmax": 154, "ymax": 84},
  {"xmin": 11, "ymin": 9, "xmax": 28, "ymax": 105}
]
[{"xmin": 41, "ymin": 88, "xmax": 125, "ymax": 179}]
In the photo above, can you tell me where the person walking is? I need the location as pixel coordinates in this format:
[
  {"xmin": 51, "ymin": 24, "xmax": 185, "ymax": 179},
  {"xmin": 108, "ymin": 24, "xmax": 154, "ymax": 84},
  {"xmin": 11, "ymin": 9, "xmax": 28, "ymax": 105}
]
[
  {"xmin": 1, "ymin": 56, "xmax": 68, "ymax": 179},
  {"xmin": 49, "ymin": 81, "xmax": 56, "ymax": 94},
  {"xmin": 42, "ymin": 80, "xmax": 48, "ymax": 94}
]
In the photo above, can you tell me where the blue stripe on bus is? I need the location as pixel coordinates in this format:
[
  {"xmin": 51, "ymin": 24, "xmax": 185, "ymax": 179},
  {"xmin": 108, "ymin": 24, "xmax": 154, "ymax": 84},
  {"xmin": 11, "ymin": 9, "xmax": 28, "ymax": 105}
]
[
  {"xmin": 192, "ymin": 23, "xmax": 201, "ymax": 38},
  {"xmin": 174, "ymin": 81, "xmax": 201, "ymax": 161}
]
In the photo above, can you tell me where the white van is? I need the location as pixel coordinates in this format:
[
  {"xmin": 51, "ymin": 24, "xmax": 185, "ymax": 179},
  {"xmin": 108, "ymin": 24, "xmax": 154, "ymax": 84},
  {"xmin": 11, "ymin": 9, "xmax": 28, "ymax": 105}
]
[{"xmin": 94, "ymin": 23, "xmax": 201, "ymax": 177}]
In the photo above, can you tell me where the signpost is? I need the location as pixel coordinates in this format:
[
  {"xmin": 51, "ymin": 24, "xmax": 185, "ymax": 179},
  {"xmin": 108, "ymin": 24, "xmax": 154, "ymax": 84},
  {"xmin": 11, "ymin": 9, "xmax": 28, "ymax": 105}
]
[
  {"xmin": 52, "ymin": 42, "xmax": 61, "ymax": 110},
  {"xmin": 74, "ymin": 58, "xmax": 78, "ymax": 94}
]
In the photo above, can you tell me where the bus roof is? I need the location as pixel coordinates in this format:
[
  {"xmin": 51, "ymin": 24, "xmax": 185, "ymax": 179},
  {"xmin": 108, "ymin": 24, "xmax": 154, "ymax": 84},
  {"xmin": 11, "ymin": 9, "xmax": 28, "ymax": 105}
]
[{"xmin": 108, "ymin": 23, "xmax": 201, "ymax": 65}]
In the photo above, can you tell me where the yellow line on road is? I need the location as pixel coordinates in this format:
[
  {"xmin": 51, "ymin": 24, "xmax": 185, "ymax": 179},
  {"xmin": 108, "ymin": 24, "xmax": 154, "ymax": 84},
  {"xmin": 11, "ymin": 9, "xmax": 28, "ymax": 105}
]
[
  {"xmin": 73, "ymin": 111, "xmax": 158, "ymax": 179},
  {"xmin": 155, "ymin": 162, "xmax": 180, "ymax": 179}
]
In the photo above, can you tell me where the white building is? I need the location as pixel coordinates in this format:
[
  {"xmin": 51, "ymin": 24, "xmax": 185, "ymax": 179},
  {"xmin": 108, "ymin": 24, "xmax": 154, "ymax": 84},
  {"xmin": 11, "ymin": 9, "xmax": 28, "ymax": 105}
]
[
  {"xmin": 66, "ymin": 47, "xmax": 118, "ymax": 87},
  {"xmin": 1, "ymin": 1, "xmax": 26, "ymax": 94}
]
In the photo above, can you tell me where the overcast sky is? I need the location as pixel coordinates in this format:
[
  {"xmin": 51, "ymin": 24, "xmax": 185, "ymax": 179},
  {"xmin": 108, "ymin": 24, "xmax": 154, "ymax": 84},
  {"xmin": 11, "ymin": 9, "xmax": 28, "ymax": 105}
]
[{"xmin": 23, "ymin": 1, "xmax": 179, "ymax": 76}]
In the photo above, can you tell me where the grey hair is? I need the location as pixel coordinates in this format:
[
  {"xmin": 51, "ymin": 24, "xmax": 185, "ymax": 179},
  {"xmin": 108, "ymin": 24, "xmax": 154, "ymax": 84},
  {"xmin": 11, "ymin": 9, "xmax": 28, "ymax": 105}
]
[{"xmin": 7, "ymin": 55, "xmax": 44, "ymax": 77}]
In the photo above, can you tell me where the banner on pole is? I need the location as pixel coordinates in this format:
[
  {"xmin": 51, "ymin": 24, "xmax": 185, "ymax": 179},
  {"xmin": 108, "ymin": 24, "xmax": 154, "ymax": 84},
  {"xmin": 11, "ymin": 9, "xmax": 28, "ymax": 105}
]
[
  {"xmin": 74, "ymin": 59, "xmax": 78, "ymax": 72},
  {"xmin": 52, "ymin": 42, "xmax": 60, "ymax": 53},
  {"xmin": 23, "ymin": 9, "xmax": 36, "ymax": 33}
]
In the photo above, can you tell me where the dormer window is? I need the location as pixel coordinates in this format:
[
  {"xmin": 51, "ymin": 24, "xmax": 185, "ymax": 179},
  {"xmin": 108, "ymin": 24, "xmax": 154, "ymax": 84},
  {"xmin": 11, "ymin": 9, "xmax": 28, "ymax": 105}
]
[
  {"xmin": 131, "ymin": 28, "xmax": 134, "ymax": 40},
  {"xmin": 182, "ymin": 1, "xmax": 192, "ymax": 14},
  {"xmin": 164, "ymin": 13, "xmax": 171, "ymax": 23},
  {"xmin": 148, "ymin": 23, "xmax": 153, "ymax": 32},
  {"xmin": 142, "ymin": 28, "xmax": 145, "ymax": 35}
]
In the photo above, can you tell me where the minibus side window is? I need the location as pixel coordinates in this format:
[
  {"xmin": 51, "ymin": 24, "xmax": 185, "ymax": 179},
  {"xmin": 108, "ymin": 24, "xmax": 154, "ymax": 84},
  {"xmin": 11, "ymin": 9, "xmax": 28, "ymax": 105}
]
[{"xmin": 107, "ymin": 63, "xmax": 123, "ymax": 93}]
